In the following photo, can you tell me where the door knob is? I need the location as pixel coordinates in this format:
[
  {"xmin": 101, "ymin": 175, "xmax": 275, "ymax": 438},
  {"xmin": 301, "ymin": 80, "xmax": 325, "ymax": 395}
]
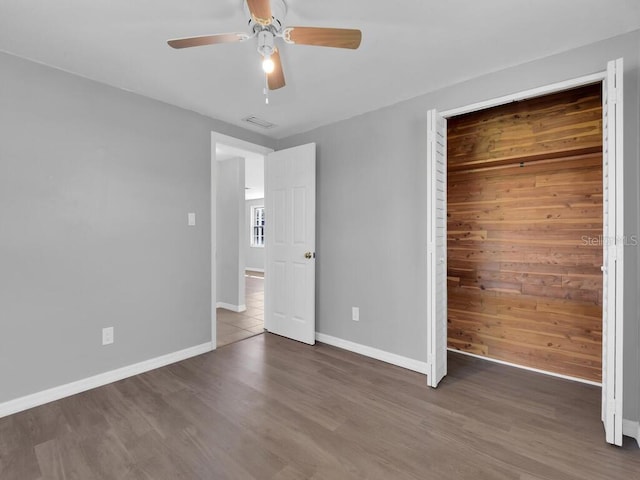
[{"xmin": 304, "ymin": 252, "xmax": 314, "ymax": 259}]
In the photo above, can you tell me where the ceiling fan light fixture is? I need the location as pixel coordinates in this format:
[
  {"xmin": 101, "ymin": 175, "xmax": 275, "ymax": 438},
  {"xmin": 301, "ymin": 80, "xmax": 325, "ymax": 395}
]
[{"xmin": 262, "ymin": 55, "xmax": 275, "ymax": 74}]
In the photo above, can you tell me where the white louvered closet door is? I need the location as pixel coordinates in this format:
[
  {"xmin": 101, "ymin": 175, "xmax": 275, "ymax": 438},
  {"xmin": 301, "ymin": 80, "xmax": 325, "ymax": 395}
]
[
  {"xmin": 601, "ymin": 58, "xmax": 624, "ymax": 446},
  {"xmin": 427, "ymin": 109, "xmax": 448, "ymax": 388}
]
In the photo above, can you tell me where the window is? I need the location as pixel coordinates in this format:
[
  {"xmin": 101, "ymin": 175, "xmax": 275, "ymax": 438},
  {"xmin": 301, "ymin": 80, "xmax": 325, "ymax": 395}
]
[{"xmin": 251, "ymin": 206, "xmax": 265, "ymax": 247}]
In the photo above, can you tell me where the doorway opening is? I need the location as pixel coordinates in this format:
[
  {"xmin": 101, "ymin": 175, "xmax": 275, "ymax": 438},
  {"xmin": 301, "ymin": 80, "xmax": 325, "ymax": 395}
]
[
  {"xmin": 216, "ymin": 144, "xmax": 266, "ymax": 347},
  {"xmin": 210, "ymin": 132, "xmax": 273, "ymax": 348},
  {"xmin": 446, "ymin": 83, "xmax": 603, "ymax": 383},
  {"xmin": 427, "ymin": 59, "xmax": 624, "ymax": 445},
  {"xmin": 211, "ymin": 136, "xmax": 317, "ymax": 348}
]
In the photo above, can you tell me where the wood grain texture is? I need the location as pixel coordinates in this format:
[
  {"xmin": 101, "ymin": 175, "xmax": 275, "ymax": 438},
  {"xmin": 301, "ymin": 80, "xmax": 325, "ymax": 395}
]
[
  {"xmin": 1, "ymin": 334, "xmax": 639, "ymax": 480},
  {"xmin": 447, "ymin": 84, "xmax": 603, "ymax": 382},
  {"xmin": 267, "ymin": 49, "xmax": 286, "ymax": 90},
  {"xmin": 447, "ymin": 85, "xmax": 603, "ymax": 172},
  {"xmin": 284, "ymin": 27, "xmax": 362, "ymax": 49},
  {"xmin": 246, "ymin": 0, "xmax": 272, "ymax": 25}
]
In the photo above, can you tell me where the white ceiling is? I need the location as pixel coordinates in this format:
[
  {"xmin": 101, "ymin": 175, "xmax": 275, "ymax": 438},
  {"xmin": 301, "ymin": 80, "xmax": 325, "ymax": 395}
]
[{"xmin": 1, "ymin": 1, "xmax": 639, "ymax": 139}]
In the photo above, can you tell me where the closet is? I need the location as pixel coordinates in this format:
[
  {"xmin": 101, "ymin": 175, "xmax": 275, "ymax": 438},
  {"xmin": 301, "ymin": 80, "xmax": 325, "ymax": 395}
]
[{"xmin": 446, "ymin": 84, "xmax": 603, "ymax": 382}]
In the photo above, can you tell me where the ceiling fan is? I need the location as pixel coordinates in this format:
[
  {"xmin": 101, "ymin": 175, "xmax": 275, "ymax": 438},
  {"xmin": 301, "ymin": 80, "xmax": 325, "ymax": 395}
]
[{"xmin": 167, "ymin": 0, "xmax": 362, "ymax": 91}]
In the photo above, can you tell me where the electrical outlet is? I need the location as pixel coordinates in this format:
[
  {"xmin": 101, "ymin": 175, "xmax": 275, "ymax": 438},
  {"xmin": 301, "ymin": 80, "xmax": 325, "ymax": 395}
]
[
  {"xmin": 102, "ymin": 327, "xmax": 114, "ymax": 346},
  {"xmin": 352, "ymin": 307, "xmax": 360, "ymax": 322}
]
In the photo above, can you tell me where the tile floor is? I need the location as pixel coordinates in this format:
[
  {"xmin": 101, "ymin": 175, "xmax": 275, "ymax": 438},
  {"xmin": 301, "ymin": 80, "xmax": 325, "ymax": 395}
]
[{"xmin": 216, "ymin": 271, "xmax": 264, "ymax": 347}]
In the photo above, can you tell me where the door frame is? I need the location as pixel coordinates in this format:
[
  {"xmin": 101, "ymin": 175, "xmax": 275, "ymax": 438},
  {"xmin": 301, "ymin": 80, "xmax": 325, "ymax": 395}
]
[
  {"xmin": 440, "ymin": 72, "xmax": 605, "ymax": 118},
  {"xmin": 439, "ymin": 71, "xmax": 608, "ymax": 386},
  {"xmin": 210, "ymin": 132, "xmax": 273, "ymax": 349},
  {"xmin": 432, "ymin": 65, "xmax": 625, "ymax": 442}
]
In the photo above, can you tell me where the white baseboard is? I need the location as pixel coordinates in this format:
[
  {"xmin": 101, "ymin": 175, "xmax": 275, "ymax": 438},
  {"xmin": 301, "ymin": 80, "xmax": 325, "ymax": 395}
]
[
  {"xmin": 448, "ymin": 348, "xmax": 602, "ymax": 387},
  {"xmin": 623, "ymin": 419, "xmax": 640, "ymax": 447},
  {"xmin": 315, "ymin": 333, "xmax": 429, "ymax": 375},
  {"xmin": 0, "ymin": 342, "xmax": 213, "ymax": 419},
  {"xmin": 316, "ymin": 333, "xmax": 640, "ymax": 446},
  {"xmin": 216, "ymin": 302, "xmax": 247, "ymax": 312},
  {"xmin": 245, "ymin": 268, "xmax": 264, "ymax": 273}
]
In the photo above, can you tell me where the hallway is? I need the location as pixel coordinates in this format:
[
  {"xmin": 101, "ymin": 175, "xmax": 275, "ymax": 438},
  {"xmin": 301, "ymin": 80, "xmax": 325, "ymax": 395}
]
[{"xmin": 216, "ymin": 271, "xmax": 264, "ymax": 347}]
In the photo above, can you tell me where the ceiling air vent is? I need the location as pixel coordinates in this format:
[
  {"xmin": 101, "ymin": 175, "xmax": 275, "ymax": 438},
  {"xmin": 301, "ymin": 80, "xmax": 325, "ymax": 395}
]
[{"xmin": 242, "ymin": 115, "xmax": 276, "ymax": 129}]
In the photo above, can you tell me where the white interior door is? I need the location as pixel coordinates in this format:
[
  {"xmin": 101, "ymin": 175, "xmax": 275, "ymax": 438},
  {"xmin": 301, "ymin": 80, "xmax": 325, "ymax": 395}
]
[
  {"xmin": 602, "ymin": 58, "xmax": 624, "ymax": 446},
  {"xmin": 264, "ymin": 143, "xmax": 316, "ymax": 345},
  {"xmin": 426, "ymin": 109, "xmax": 448, "ymax": 388}
]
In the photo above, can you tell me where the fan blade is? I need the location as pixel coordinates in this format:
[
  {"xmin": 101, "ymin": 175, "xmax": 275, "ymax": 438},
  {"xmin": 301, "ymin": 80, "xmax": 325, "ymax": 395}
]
[
  {"xmin": 283, "ymin": 27, "xmax": 362, "ymax": 49},
  {"xmin": 247, "ymin": 0, "xmax": 272, "ymax": 26},
  {"xmin": 266, "ymin": 49, "xmax": 285, "ymax": 90},
  {"xmin": 167, "ymin": 33, "xmax": 250, "ymax": 49}
]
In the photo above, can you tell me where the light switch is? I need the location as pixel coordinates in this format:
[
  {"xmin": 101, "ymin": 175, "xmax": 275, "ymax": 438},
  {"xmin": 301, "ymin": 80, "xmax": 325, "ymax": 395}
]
[
  {"xmin": 102, "ymin": 327, "xmax": 114, "ymax": 346},
  {"xmin": 188, "ymin": 213, "xmax": 196, "ymax": 226}
]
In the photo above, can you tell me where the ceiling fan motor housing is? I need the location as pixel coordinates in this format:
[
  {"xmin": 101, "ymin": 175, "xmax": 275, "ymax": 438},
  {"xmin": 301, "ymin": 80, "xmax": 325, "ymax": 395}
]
[{"xmin": 257, "ymin": 30, "xmax": 275, "ymax": 57}]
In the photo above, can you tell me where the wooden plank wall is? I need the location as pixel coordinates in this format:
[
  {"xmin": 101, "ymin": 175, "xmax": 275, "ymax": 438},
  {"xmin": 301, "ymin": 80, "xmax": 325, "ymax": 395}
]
[{"xmin": 447, "ymin": 84, "xmax": 603, "ymax": 382}]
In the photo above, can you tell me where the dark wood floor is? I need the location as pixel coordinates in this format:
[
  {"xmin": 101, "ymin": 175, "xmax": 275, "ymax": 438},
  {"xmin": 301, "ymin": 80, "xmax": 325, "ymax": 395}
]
[{"xmin": 1, "ymin": 334, "xmax": 638, "ymax": 480}]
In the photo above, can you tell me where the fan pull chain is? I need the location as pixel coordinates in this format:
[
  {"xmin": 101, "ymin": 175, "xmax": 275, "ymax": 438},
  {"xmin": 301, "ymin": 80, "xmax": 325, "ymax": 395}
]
[{"xmin": 264, "ymin": 75, "xmax": 269, "ymax": 105}]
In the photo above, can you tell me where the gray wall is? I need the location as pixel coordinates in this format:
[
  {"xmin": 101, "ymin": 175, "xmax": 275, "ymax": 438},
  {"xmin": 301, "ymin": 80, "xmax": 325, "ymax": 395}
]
[
  {"xmin": 216, "ymin": 158, "xmax": 246, "ymax": 308},
  {"xmin": 0, "ymin": 51, "xmax": 273, "ymax": 404},
  {"xmin": 2, "ymin": 29, "xmax": 639, "ymax": 427},
  {"xmin": 278, "ymin": 30, "xmax": 640, "ymax": 423},
  {"xmin": 245, "ymin": 198, "xmax": 265, "ymax": 271}
]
